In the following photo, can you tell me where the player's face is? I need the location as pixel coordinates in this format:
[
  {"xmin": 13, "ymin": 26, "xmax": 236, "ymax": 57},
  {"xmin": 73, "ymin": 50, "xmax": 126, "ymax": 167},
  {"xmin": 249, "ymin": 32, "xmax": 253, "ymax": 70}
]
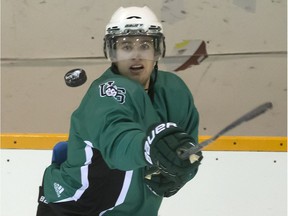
[{"xmin": 115, "ymin": 36, "xmax": 155, "ymax": 89}]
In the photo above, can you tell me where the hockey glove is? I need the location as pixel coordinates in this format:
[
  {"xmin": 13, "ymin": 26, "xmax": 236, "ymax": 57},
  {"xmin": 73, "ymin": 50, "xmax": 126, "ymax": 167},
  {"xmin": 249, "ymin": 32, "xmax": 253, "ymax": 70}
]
[
  {"xmin": 145, "ymin": 173, "xmax": 179, "ymax": 197},
  {"xmin": 143, "ymin": 122, "xmax": 200, "ymax": 178},
  {"xmin": 145, "ymin": 152, "xmax": 202, "ymax": 197}
]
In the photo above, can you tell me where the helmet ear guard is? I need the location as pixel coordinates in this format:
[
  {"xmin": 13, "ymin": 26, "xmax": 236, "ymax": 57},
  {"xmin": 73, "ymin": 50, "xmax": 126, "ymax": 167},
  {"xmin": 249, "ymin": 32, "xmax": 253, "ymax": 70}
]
[
  {"xmin": 154, "ymin": 35, "xmax": 166, "ymax": 59},
  {"xmin": 103, "ymin": 35, "xmax": 117, "ymax": 61},
  {"xmin": 103, "ymin": 6, "xmax": 166, "ymax": 62},
  {"xmin": 103, "ymin": 37, "xmax": 110, "ymax": 59}
]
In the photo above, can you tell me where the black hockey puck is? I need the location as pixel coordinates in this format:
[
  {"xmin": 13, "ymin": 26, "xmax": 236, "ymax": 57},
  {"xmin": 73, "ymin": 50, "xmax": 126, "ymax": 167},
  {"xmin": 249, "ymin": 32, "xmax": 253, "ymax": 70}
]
[{"xmin": 64, "ymin": 68, "xmax": 87, "ymax": 87}]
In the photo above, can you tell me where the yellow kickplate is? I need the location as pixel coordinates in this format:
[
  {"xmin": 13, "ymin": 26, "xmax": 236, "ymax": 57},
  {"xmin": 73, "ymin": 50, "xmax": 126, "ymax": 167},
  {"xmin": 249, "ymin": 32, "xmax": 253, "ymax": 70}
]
[
  {"xmin": 0, "ymin": 134, "xmax": 287, "ymax": 152},
  {"xmin": 0, "ymin": 133, "xmax": 68, "ymax": 150},
  {"xmin": 199, "ymin": 136, "xmax": 287, "ymax": 152}
]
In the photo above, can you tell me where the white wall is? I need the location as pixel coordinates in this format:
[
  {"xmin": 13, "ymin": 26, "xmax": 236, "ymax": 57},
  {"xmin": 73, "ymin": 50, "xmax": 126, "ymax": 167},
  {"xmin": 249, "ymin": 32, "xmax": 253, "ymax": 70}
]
[{"xmin": 0, "ymin": 150, "xmax": 287, "ymax": 216}]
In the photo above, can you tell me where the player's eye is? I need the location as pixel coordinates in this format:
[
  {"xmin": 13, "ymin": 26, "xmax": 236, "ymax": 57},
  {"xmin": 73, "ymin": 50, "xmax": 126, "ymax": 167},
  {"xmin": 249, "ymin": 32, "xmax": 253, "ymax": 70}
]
[
  {"xmin": 120, "ymin": 43, "xmax": 133, "ymax": 51},
  {"xmin": 139, "ymin": 42, "xmax": 152, "ymax": 50}
]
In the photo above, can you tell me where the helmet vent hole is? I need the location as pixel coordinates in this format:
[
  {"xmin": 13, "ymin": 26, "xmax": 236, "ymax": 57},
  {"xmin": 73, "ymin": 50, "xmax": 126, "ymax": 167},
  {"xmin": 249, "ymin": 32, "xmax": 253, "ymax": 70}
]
[
  {"xmin": 127, "ymin": 16, "xmax": 141, "ymax": 19},
  {"xmin": 149, "ymin": 25, "xmax": 157, "ymax": 29}
]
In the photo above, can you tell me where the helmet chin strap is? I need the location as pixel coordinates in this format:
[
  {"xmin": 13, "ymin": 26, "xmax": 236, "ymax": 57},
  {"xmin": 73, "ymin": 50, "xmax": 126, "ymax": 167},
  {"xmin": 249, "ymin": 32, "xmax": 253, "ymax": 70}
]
[
  {"xmin": 111, "ymin": 63, "xmax": 119, "ymax": 74},
  {"xmin": 153, "ymin": 61, "xmax": 158, "ymax": 83},
  {"xmin": 146, "ymin": 62, "xmax": 158, "ymax": 103}
]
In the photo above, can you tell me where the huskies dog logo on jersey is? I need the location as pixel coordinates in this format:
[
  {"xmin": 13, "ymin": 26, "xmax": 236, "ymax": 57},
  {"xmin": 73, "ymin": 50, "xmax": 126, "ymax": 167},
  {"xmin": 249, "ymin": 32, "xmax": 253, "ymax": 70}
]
[{"xmin": 99, "ymin": 81, "xmax": 126, "ymax": 104}]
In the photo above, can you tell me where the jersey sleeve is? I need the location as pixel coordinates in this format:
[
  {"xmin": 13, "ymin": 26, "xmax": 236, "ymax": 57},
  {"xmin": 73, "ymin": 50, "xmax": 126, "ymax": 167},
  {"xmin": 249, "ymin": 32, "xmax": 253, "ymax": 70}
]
[
  {"xmin": 68, "ymin": 76, "xmax": 159, "ymax": 171},
  {"xmin": 176, "ymin": 78, "xmax": 199, "ymax": 142},
  {"xmin": 155, "ymin": 72, "xmax": 199, "ymax": 143}
]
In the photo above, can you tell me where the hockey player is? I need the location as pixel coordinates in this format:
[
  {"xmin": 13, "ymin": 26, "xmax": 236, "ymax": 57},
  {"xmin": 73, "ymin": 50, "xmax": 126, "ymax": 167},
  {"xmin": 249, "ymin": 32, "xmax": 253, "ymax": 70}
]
[{"xmin": 36, "ymin": 6, "xmax": 203, "ymax": 216}]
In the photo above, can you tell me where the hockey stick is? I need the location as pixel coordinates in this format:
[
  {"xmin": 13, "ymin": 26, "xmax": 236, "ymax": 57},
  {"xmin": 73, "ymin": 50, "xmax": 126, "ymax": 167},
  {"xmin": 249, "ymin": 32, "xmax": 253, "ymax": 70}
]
[
  {"xmin": 146, "ymin": 102, "xmax": 273, "ymax": 177},
  {"xmin": 177, "ymin": 102, "xmax": 273, "ymax": 160}
]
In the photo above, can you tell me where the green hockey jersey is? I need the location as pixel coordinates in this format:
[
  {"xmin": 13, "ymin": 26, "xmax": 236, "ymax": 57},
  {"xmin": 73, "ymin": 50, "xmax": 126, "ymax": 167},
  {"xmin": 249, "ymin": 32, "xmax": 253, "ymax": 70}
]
[{"xmin": 43, "ymin": 67, "xmax": 199, "ymax": 216}]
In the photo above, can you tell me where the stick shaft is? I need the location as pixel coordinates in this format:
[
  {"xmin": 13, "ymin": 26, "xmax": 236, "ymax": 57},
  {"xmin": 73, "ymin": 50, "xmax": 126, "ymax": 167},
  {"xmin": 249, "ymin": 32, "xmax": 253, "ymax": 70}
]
[{"xmin": 178, "ymin": 102, "xmax": 273, "ymax": 159}]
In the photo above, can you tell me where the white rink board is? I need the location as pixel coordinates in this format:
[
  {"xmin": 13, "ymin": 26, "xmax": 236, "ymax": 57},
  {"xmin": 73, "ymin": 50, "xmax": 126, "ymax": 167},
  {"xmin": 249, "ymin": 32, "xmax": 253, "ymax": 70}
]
[
  {"xmin": 0, "ymin": 150, "xmax": 286, "ymax": 216},
  {"xmin": 159, "ymin": 151, "xmax": 287, "ymax": 216}
]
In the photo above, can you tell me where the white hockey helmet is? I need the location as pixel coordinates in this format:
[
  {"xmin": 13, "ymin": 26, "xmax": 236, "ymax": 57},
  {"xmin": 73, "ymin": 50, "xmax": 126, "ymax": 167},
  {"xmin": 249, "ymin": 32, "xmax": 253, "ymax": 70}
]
[{"xmin": 104, "ymin": 6, "xmax": 165, "ymax": 62}]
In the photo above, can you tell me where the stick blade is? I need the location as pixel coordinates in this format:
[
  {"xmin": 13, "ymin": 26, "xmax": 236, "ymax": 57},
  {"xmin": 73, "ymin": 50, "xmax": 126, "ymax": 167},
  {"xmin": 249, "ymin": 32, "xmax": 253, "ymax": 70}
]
[{"xmin": 244, "ymin": 102, "xmax": 273, "ymax": 122}]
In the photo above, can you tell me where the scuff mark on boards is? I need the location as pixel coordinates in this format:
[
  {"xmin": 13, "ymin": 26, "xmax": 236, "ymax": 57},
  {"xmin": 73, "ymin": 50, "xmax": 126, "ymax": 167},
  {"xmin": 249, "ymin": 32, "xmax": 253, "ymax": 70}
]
[
  {"xmin": 233, "ymin": 0, "xmax": 256, "ymax": 13},
  {"xmin": 194, "ymin": 61, "xmax": 214, "ymax": 96},
  {"xmin": 271, "ymin": 0, "xmax": 283, "ymax": 3},
  {"xmin": 164, "ymin": 40, "xmax": 208, "ymax": 72},
  {"xmin": 160, "ymin": 0, "xmax": 187, "ymax": 24}
]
